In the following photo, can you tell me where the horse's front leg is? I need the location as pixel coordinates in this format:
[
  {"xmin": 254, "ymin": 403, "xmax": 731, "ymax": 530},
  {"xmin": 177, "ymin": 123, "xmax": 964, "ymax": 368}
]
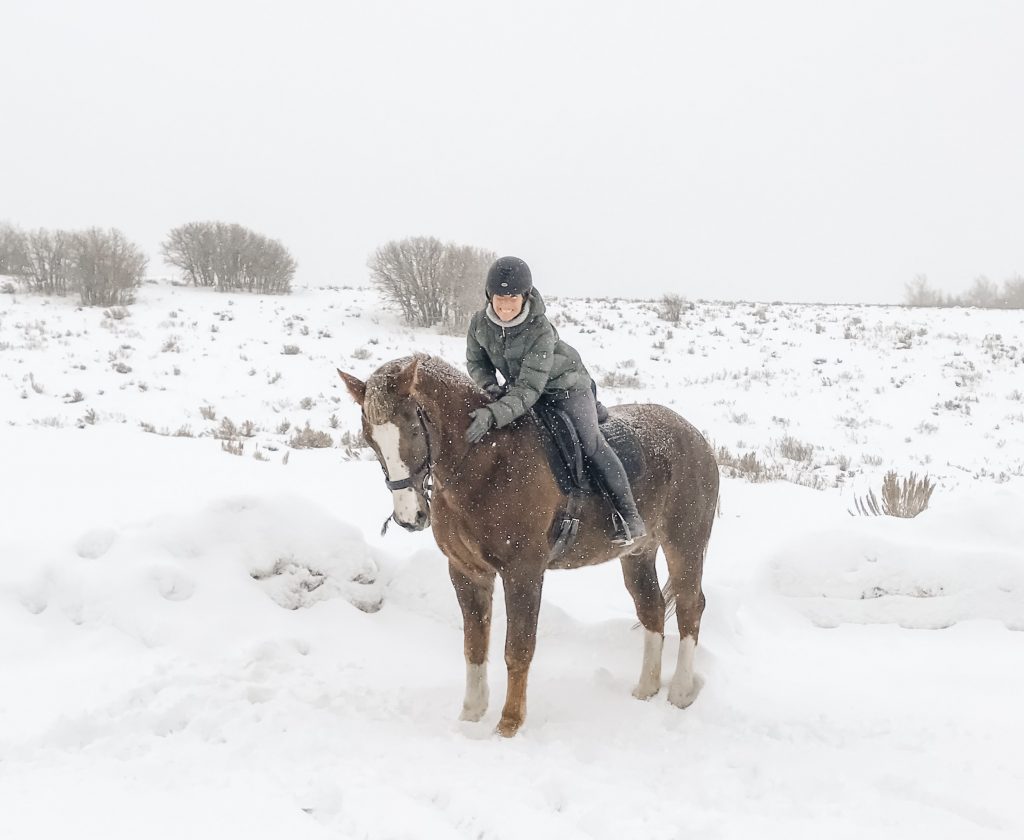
[
  {"xmin": 448, "ymin": 562, "xmax": 495, "ymax": 722},
  {"xmin": 496, "ymin": 569, "xmax": 544, "ymax": 737}
]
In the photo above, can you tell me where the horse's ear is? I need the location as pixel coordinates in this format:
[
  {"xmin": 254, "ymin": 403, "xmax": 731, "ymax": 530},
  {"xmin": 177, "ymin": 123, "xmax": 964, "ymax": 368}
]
[
  {"xmin": 399, "ymin": 353, "xmax": 429, "ymax": 399},
  {"xmin": 337, "ymin": 369, "xmax": 366, "ymax": 405}
]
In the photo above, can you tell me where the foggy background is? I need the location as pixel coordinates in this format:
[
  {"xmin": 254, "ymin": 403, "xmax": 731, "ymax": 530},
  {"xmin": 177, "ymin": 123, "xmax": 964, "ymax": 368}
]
[{"xmin": 3, "ymin": 0, "xmax": 1022, "ymax": 302}]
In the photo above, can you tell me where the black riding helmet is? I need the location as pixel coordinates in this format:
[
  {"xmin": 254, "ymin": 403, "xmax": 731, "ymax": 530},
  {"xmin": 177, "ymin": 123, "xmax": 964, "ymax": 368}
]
[{"xmin": 485, "ymin": 256, "xmax": 533, "ymax": 298}]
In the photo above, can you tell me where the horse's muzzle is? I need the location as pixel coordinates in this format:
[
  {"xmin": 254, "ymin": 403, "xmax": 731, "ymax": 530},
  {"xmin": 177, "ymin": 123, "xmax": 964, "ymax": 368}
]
[{"xmin": 398, "ymin": 510, "xmax": 430, "ymax": 531}]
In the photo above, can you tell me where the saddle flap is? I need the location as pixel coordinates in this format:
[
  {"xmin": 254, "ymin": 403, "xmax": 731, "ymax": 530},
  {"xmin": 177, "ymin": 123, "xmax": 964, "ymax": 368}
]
[{"xmin": 532, "ymin": 404, "xmax": 586, "ymax": 492}]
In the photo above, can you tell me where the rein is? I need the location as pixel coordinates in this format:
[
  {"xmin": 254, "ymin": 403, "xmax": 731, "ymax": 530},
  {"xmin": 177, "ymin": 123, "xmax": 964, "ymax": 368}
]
[{"xmin": 379, "ymin": 405, "xmax": 435, "ymax": 536}]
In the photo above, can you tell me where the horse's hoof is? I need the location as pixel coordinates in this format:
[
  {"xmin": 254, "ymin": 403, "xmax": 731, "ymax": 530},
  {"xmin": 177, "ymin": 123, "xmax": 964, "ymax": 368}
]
[
  {"xmin": 495, "ymin": 716, "xmax": 521, "ymax": 737},
  {"xmin": 632, "ymin": 682, "xmax": 660, "ymax": 701},
  {"xmin": 667, "ymin": 674, "xmax": 703, "ymax": 709},
  {"xmin": 459, "ymin": 705, "xmax": 487, "ymax": 723}
]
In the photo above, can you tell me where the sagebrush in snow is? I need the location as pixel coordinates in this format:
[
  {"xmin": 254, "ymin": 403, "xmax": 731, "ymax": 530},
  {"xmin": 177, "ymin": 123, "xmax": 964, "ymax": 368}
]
[{"xmin": 853, "ymin": 471, "xmax": 935, "ymax": 518}]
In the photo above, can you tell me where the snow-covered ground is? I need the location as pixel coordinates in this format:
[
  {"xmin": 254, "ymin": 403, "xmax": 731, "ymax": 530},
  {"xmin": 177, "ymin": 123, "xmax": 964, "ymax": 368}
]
[{"xmin": 1, "ymin": 280, "xmax": 1022, "ymax": 839}]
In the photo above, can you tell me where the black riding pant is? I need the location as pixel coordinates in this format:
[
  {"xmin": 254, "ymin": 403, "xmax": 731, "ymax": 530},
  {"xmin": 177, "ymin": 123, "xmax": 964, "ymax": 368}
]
[{"xmin": 544, "ymin": 389, "xmax": 634, "ymax": 499}]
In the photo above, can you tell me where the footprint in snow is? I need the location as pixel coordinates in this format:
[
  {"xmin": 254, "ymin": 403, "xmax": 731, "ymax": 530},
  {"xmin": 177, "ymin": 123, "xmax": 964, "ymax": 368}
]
[{"xmin": 74, "ymin": 528, "xmax": 117, "ymax": 559}]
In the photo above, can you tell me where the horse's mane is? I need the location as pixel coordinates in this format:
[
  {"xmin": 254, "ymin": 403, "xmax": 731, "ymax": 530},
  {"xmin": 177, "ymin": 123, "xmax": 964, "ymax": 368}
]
[
  {"xmin": 416, "ymin": 354, "xmax": 478, "ymax": 398},
  {"xmin": 363, "ymin": 354, "xmax": 479, "ymax": 424}
]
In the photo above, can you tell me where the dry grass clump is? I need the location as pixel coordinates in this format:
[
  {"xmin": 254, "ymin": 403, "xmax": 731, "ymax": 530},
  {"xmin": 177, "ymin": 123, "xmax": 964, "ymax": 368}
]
[
  {"xmin": 777, "ymin": 435, "xmax": 815, "ymax": 462},
  {"xmin": 599, "ymin": 369, "xmax": 643, "ymax": 389},
  {"xmin": 289, "ymin": 423, "xmax": 334, "ymax": 449},
  {"xmin": 852, "ymin": 471, "xmax": 935, "ymax": 518},
  {"xmin": 715, "ymin": 445, "xmax": 770, "ymax": 481}
]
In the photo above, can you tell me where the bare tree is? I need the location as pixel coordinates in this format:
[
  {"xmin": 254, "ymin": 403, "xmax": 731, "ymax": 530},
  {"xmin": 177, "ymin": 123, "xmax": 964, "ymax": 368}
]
[
  {"xmin": 368, "ymin": 237, "xmax": 495, "ymax": 328},
  {"xmin": 903, "ymin": 274, "xmax": 947, "ymax": 307},
  {"xmin": 160, "ymin": 222, "xmax": 216, "ymax": 286},
  {"xmin": 24, "ymin": 228, "xmax": 73, "ymax": 295},
  {"xmin": 440, "ymin": 244, "xmax": 496, "ymax": 331},
  {"xmin": 964, "ymin": 275, "xmax": 999, "ymax": 308},
  {"xmin": 1000, "ymin": 274, "xmax": 1024, "ymax": 309},
  {"xmin": 0, "ymin": 223, "xmax": 30, "ymax": 277},
  {"xmin": 71, "ymin": 228, "xmax": 148, "ymax": 306},
  {"xmin": 161, "ymin": 222, "xmax": 295, "ymax": 293}
]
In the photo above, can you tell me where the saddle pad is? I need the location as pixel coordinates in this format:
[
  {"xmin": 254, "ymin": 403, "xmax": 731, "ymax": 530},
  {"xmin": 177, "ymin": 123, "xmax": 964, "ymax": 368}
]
[{"xmin": 597, "ymin": 415, "xmax": 646, "ymax": 484}]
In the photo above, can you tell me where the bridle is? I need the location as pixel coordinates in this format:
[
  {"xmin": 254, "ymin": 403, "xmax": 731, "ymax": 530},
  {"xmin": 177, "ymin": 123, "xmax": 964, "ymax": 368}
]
[{"xmin": 377, "ymin": 404, "xmax": 434, "ymax": 535}]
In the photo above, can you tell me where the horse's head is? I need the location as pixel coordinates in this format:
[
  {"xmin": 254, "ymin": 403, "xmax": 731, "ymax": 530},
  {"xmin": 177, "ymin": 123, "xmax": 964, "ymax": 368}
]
[{"xmin": 338, "ymin": 356, "xmax": 432, "ymax": 532}]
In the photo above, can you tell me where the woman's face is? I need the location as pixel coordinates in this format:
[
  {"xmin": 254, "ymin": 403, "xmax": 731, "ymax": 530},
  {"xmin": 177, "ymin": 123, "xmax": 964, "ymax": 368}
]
[{"xmin": 493, "ymin": 293, "xmax": 525, "ymax": 322}]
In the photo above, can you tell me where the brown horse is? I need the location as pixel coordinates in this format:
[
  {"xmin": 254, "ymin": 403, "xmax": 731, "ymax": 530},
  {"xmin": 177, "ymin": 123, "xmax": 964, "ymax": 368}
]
[{"xmin": 338, "ymin": 354, "xmax": 719, "ymax": 737}]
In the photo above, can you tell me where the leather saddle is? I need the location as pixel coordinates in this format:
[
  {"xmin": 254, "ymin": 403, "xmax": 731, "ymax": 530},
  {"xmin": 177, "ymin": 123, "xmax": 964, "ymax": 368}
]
[{"xmin": 530, "ymin": 398, "xmax": 646, "ymax": 559}]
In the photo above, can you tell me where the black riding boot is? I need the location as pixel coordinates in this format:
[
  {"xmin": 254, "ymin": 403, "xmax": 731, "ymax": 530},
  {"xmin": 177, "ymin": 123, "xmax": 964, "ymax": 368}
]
[{"xmin": 590, "ymin": 448, "xmax": 647, "ymax": 545}]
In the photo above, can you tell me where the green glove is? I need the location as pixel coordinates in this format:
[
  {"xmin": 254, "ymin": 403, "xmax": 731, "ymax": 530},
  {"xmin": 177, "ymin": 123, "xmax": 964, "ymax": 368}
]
[{"xmin": 466, "ymin": 408, "xmax": 495, "ymax": 443}]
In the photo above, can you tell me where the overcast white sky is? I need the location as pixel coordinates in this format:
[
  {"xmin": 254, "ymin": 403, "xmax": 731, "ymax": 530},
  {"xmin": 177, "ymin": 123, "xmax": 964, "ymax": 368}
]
[{"xmin": 3, "ymin": 1, "xmax": 1023, "ymax": 302}]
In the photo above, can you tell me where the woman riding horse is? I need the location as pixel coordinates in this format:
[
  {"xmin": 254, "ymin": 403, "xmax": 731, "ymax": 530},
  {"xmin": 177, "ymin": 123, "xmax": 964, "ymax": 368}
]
[{"xmin": 465, "ymin": 256, "xmax": 646, "ymax": 545}]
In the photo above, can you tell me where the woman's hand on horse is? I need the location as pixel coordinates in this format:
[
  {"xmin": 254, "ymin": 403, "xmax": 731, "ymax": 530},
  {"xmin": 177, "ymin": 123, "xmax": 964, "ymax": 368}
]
[
  {"xmin": 466, "ymin": 408, "xmax": 495, "ymax": 443},
  {"xmin": 484, "ymin": 383, "xmax": 505, "ymax": 400}
]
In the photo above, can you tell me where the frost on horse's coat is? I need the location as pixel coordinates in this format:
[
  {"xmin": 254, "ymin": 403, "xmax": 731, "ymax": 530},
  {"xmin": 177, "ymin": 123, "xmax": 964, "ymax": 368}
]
[{"xmin": 339, "ymin": 354, "xmax": 719, "ymax": 737}]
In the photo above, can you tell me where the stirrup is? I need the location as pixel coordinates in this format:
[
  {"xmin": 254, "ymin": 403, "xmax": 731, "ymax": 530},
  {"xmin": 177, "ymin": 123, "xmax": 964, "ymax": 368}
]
[{"xmin": 611, "ymin": 511, "xmax": 634, "ymax": 546}]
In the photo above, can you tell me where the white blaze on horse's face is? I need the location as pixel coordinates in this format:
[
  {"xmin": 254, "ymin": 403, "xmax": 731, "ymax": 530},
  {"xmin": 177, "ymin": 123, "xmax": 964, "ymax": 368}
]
[{"xmin": 370, "ymin": 420, "xmax": 427, "ymax": 529}]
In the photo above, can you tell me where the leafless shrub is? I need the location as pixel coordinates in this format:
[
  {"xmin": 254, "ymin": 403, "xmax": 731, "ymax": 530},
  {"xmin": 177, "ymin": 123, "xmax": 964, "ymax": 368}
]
[
  {"xmin": 200, "ymin": 405, "xmax": 217, "ymax": 421},
  {"xmin": 340, "ymin": 429, "xmax": 369, "ymax": 459},
  {"xmin": 0, "ymin": 223, "xmax": 30, "ymax": 276},
  {"xmin": 368, "ymin": 236, "xmax": 495, "ymax": 329},
  {"xmin": 716, "ymin": 446, "xmax": 770, "ymax": 481},
  {"xmin": 599, "ymin": 369, "xmax": 643, "ymax": 389},
  {"xmin": 215, "ymin": 417, "xmax": 238, "ymax": 439},
  {"xmin": 352, "ymin": 346, "xmax": 372, "ymax": 360},
  {"xmin": 282, "ymin": 345, "xmax": 301, "ymax": 355},
  {"xmin": 174, "ymin": 425, "xmax": 193, "ymax": 437},
  {"xmin": 299, "ymin": 396, "xmax": 315, "ymax": 410},
  {"xmin": 162, "ymin": 335, "xmax": 180, "ymax": 352},
  {"xmin": 161, "ymin": 221, "xmax": 295, "ymax": 294},
  {"xmin": 658, "ymin": 293, "xmax": 685, "ymax": 324},
  {"xmin": 64, "ymin": 389, "xmax": 85, "ymax": 403},
  {"xmin": 289, "ymin": 423, "xmax": 334, "ymax": 449},
  {"xmin": 72, "ymin": 228, "xmax": 147, "ymax": 306},
  {"xmin": 328, "ymin": 413, "xmax": 340, "ymax": 429},
  {"xmin": 852, "ymin": 471, "xmax": 935, "ymax": 518},
  {"xmin": 22, "ymin": 228, "xmax": 72, "ymax": 295},
  {"xmin": 81, "ymin": 408, "xmax": 98, "ymax": 425},
  {"xmin": 777, "ymin": 435, "xmax": 815, "ymax": 462},
  {"xmin": 221, "ymin": 439, "xmax": 244, "ymax": 456}
]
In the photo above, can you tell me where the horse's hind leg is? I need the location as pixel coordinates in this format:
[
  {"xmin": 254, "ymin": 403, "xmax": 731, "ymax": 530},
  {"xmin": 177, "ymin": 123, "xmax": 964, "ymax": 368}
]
[
  {"xmin": 662, "ymin": 540, "xmax": 707, "ymax": 709},
  {"xmin": 621, "ymin": 547, "xmax": 665, "ymax": 700},
  {"xmin": 448, "ymin": 562, "xmax": 495, "ymax": 722}
]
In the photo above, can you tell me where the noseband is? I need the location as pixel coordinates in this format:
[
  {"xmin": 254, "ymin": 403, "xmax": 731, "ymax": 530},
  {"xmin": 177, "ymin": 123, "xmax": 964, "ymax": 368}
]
[{"xmin": 377, "ymin": 405, "xmax": 434, "ymax": 535}]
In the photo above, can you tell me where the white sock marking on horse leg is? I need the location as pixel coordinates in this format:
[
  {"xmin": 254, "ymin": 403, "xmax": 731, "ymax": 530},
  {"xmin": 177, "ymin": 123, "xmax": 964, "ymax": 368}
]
[
  {"xmin": 371, "ymin": 421, "xmax": 421, "ymax": 524},
  {"xmin": 632, "ymin": 629, "xmax": 664, "ymax": 700},
  {"xmin": 667, "ymin": 635, "xmax": 700, "ymax": 708},
  {"xmin": 459, "ymin": 662, "xmax": 488, "ymax": 721}
]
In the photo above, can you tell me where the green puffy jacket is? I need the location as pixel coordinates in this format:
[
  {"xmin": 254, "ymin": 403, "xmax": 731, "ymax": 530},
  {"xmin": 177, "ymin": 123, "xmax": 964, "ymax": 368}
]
[{"xmin": 466, "ymin": 289, "xmax": 593, "ymax": 428}]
